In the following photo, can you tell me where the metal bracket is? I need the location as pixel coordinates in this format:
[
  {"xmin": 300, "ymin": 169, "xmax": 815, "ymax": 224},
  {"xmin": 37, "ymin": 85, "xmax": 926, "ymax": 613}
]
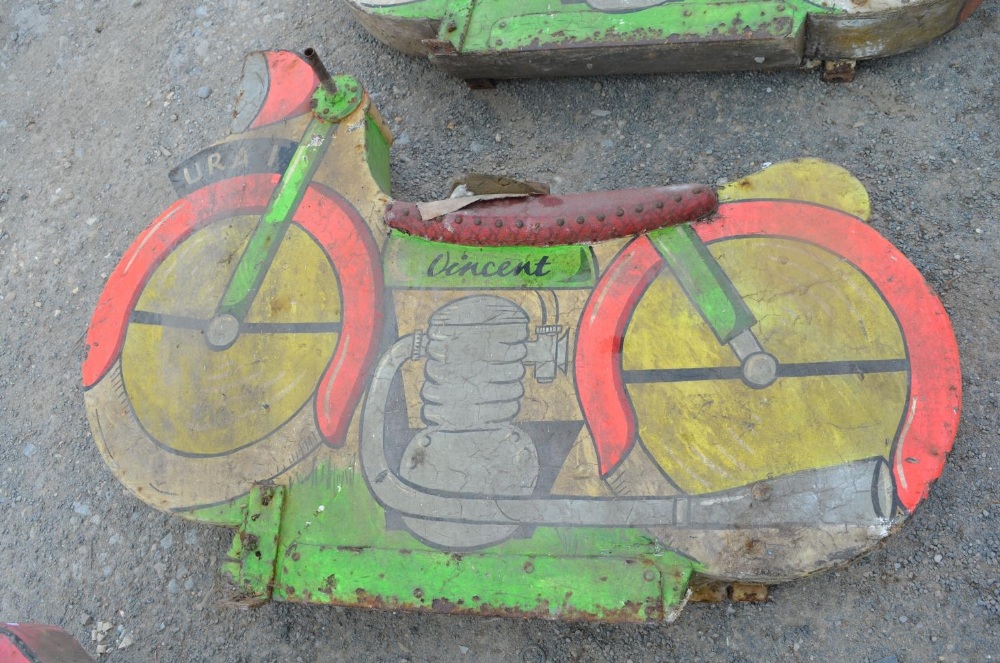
[{"xmin": 222, "ymin": 484, "xmax": 286, "ymax": 606}]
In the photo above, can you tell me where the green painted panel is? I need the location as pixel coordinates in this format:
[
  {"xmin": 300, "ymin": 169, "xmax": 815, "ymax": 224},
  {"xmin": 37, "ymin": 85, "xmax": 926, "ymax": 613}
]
[
  {"xmin": 365, "ymin": 114, "xmax": 392, "ymax": 194},
  {"xmin": 383, "ymin": 232, "xmax": 596, "ymax": 289},
  {"xmin": 261, "ymin": 464, "xmax": 696, "ymax": 618},
  {"xmin": 467, "ymin": 2, "xmax": 806, "ymax": 52}
]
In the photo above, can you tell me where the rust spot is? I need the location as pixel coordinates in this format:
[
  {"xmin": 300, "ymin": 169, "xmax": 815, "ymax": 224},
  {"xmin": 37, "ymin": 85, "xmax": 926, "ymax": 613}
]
[
  {"xmin": 413, "ymin": 588, "xmax": 424, "ymax": 600},
  {"xmin": 268, "ymin": 296, "xmax": 290, "ymax": 315},
  {"xmin": 730, "ymin": 583, "xmax": 769, "ymax": 603},
  {"xmin": 291, "ymin": 552, "xmax": 301, "ymax": 562},
  {"xmin": 241, "ymin": 533, "xmax": 259, "ymax": 551},
  {"xmin": 689, "ymin": 581, "xmax": 728, "ymax": 603}
]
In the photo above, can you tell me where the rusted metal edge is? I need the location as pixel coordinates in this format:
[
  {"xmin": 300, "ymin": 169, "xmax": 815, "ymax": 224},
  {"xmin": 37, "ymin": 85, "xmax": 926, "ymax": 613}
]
[
  {"xmin": 806, "ymin": 0, "xmax": 969, "ymax": 61},
  {"xmin": 345, "ymin": 5, "xmax": 441, "ymax": 57},
  {"xmin": 429, "ymin": 34, "xmax": 805, "ymax": 79},
  {"xmin": 271, "ymin": 545, "xmax": 691, "ymax": 622},
  {"xmin": 230, "ymin": 484, "xmax": 285, "ymax": 605}
]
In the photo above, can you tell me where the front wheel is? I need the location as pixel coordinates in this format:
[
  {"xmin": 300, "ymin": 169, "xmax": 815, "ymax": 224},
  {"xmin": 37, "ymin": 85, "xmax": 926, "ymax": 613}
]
[{"xmin": 83, "ymin": 174, "xmax": 383, "ymax": 516}]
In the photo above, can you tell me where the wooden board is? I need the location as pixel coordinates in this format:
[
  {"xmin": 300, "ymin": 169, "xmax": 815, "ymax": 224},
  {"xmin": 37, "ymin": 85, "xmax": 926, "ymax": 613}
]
[
  {"xmin": 82, "ymin": 50, "xmax": 961, "ymax": 621},
  {"xmin": 343, "ymin": 0, "xmax": 982, "ymax": 79}
]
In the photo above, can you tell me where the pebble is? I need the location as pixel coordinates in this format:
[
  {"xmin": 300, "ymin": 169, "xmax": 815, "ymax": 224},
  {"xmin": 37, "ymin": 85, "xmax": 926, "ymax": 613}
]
[
  {"xmin": 167, "ymin": 579, "xmax": 179, "ymax": 595},
  {"xmin": 160, "ymin": 533, "xmax": 173, "ymax": 549},
  {"xmin": 22, "ymin": 443, "xmax": 36, "ymax": 457},
  {"xmin": 72, "ymin": 501, "xmax": 90, "ymax": 516},
  {"xmin": 197, "ymin": 86, "xmax": 213, "ymax": 99},
  {"xmin": 592, "ymin": 109, "xmax": 611, "ymax": 117}
]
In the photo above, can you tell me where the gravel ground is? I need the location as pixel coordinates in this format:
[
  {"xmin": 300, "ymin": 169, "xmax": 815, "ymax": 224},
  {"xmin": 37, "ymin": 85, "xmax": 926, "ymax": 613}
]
[{"xmin": 2, "ymin": 1, "xmax": 1000, "ymax": 661}]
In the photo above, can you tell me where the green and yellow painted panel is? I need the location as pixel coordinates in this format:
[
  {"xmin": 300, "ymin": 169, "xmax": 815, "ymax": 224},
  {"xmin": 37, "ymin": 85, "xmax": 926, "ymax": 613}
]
[{"xmin": 343, "ymin": 0, "xmax": 981, "ymax": 79}]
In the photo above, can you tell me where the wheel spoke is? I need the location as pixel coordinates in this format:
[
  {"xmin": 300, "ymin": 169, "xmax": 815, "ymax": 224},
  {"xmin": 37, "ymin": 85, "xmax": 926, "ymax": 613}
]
[
  {"xmin": 130, "ymin": 310, "xmax": 341, "ymax": 334},
  {"xmin": 623, "ymin": 358, "xmax": 909, "ymax": 384}
]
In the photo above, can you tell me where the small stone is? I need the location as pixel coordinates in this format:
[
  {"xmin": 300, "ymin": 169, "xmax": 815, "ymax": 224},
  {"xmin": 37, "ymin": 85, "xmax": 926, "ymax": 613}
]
[
  {"xmin": 197, "ymin": 86, "xmax": 213, "ymax": 99},
  {"xmin": 469, "ymin": 142, "xmax": 483, "ymax": 154},
  {"xmin": 118, "ymin": 634, "xmax": 133, "ymax": 650},
  {"xmin": 183, "ymin": 578, "xmax": 195, "ymax": 591},
  {"xmin": 131, "ymin": 0, "xmax": 142, "ymax": 7},
  {"xmin": 153, "ymin": 562, "xmax": 167, "ymax": 579},
  {"xmin": 899, "ymin": 615, "xmax": 908, "ymax": 623},
  {"xmin": 934, "ymin": 554, "xmax": 943, "ymax": 563},
  {"xmin": 167, "ymin": 579, "xmax": 180, "ymax": 594},
  {"xmin": 160, "ymin": 533, "xmax": 173, "ymax": 550},
  {"xmin": 592, "ymin": 109, "xmax": 611, "ymax": 117},
  {"xmin": 394, "ymin": 133, "xmax": 411, "ymax": 147},
  {"xmin": 459, "ymin": 645, "xmax": 469, "ymax": 654},
  {"xmin": 159, "ymin": 146, "xmax": 172, "ymax": 158},
  {"xmin": 81, "ymin": 613, "xmax": 92, "ymax": 626},
  {"xmin": 22, "ymin": 443, "xmax": 37, "ymax": 457},
  {"xmin": 494, "ymin": 133, "xmax": 502, "ymax": 143},
  {"xmin": 85, "ymin": 216, "xmax": 98, "ymax": 226}
]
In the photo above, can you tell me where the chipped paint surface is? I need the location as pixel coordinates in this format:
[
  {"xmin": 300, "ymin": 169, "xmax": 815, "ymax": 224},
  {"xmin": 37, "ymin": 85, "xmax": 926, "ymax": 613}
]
[{"xmin": 344, "ymin": 0, "xmax": 980, "ymax": 78}]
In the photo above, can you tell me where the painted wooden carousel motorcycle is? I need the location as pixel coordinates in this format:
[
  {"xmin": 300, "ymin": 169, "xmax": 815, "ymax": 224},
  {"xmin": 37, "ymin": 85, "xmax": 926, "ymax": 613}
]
[{"xmin": 82, "ymin": 50, "xmax": 960, "ymax": 620}]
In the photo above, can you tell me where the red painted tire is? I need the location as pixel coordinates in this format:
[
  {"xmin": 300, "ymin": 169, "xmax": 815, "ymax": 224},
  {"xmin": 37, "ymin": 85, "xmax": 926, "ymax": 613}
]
[{"xmin": 82, "ymin": 174, "xmax": 382, "ymax": 514}]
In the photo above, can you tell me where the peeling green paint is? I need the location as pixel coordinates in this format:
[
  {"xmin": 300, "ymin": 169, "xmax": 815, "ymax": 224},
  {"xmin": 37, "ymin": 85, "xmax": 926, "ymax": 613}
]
[{"xmin": 226, "ymin": 463, "xmax": 699, "ymax": 619}]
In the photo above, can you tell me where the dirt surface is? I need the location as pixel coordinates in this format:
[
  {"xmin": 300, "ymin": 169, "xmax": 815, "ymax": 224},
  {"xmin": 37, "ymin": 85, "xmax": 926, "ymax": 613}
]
[{"xmin": 2, "ymin": 1, "xmax": 1000, "ymax": 661}]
